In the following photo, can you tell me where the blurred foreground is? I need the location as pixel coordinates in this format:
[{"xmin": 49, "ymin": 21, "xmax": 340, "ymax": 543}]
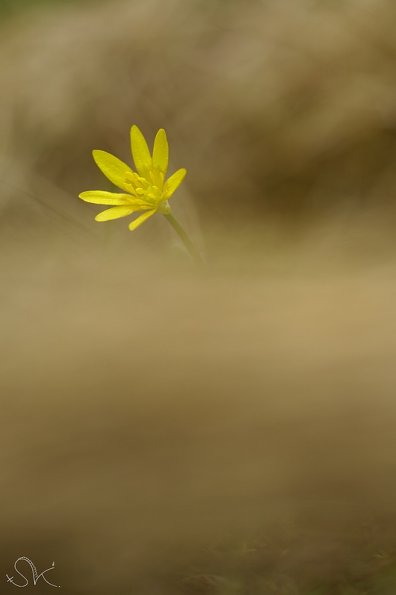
[{"xmin": 1, "ymin": 234, "xmax": 396, "ymax": 594}]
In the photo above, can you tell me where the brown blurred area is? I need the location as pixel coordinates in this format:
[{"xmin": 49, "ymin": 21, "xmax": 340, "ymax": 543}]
[
  {"xmin": 2, "ymin": 0, "xmax": 396, "ymax": 244},
  {"xmin": 1, "ymin": 1, "xmax": 396, "ymax": 593}
]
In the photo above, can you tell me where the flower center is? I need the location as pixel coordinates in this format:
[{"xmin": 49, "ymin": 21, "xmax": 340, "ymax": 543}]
[{"xmin": 125, "ymin": 169, "xmax": 165, "ymax": 205}]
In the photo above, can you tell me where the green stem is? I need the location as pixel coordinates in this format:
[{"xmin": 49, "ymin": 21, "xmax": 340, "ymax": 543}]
[{"xmin": 164, "ymin": 212, "xmax": 202, "ymax": 264}]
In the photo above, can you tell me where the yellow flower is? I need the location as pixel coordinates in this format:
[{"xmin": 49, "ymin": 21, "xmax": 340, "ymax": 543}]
[{"xmin": 79, "ymin": 125, "xmax": 187, "ymax": 231}]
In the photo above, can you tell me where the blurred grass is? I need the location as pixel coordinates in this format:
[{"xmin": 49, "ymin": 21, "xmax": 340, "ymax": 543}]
[
  {"xmin": 171, "ymin": 533, "xmax": 396, "ymax": 595},
  {"xmin": 0, "ymin": 0, "xmax": 95, "ymax": 19}
]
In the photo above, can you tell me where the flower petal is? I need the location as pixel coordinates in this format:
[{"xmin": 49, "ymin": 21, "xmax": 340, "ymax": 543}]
[
  {"xmin": 128, "ymin": 209, "xmax": 156, "ymax": 231},
  {"xmin": 130, "ymin": 125, "xmax": 152, "ymax": 176},
  {"xmin": 95, "ymin": 206, "xmax": 137, "ymax": 222},
  {"xmin": 152, "ymin": 128, "xmax": 169, "ymax": 174},
  {"xmin": 92, "ymin": 150, "xmax": 134, "ymax": 192},
  {"xmin": 79, "ymin": 191, "xmax": 134, "ymax": 205},
  {"xmin": 80, "ymin": 190, "xmax": 150, "ymax": 209},
  {"xmin": 164, "ymin": 168, "xmax": 187, "ymax": 198}
]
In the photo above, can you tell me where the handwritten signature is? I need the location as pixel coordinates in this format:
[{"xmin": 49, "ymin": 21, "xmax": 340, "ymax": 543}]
[{"xmin": 6, "ymin": 557, "xmax": 61, "ymax": 588}]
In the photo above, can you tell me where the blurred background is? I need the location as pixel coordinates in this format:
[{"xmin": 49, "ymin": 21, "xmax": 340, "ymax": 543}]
[
  {"xmin": 2, "ymin": 0, "xmax": 396, "ymax": 254},
  {"xmin": 1, "ymin": 0, "xmax": 396, "ymax": 593}
]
